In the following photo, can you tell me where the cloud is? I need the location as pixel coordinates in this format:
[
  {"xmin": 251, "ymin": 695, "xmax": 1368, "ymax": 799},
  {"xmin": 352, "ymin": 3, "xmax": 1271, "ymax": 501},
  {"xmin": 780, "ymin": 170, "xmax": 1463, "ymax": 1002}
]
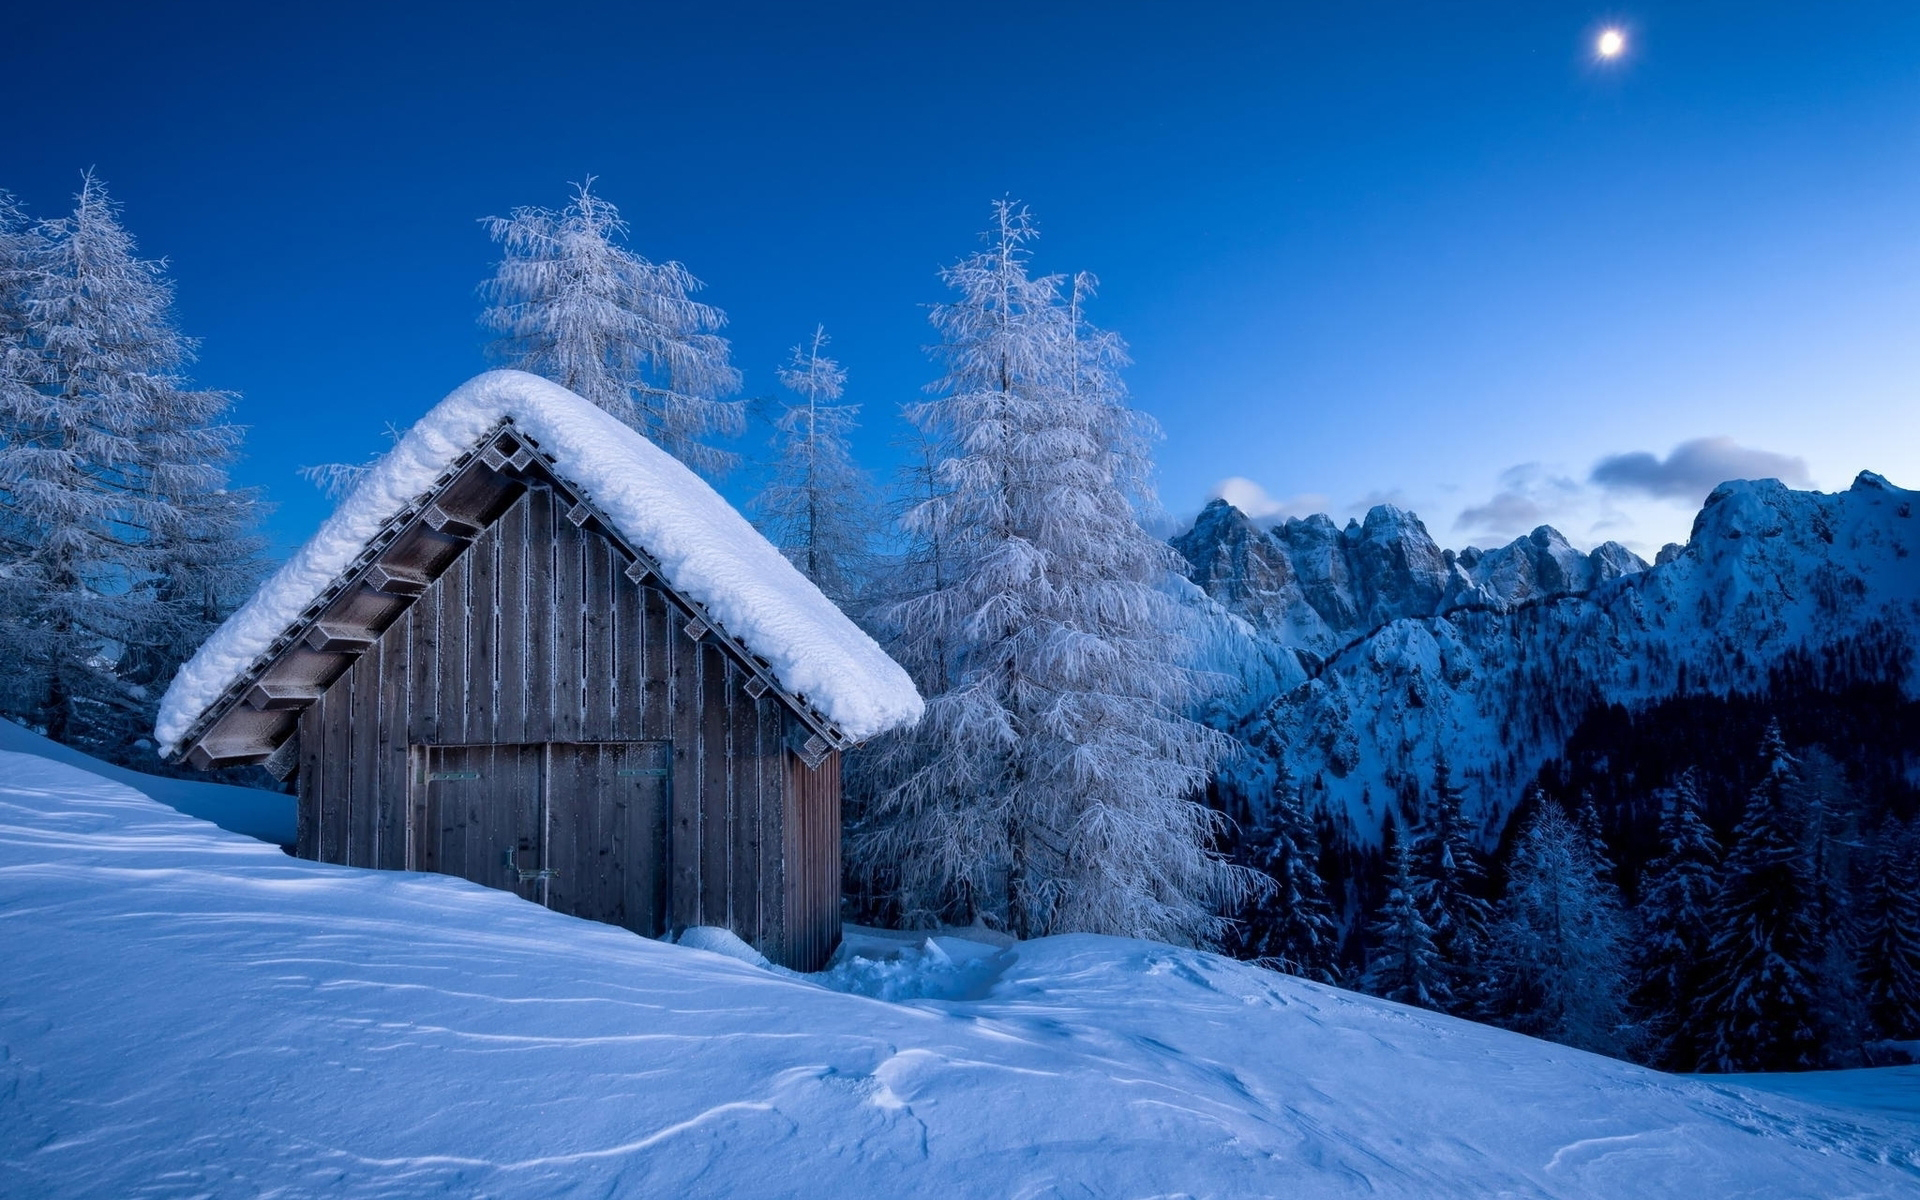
[
  {"xmin": 1209, "ymin": 477, "xmax": 1332, "ymax": 522},
  {"xmin": 1456, "ymin": 490, "xmax": 1544, "ymax": 535},
  {"xmin": 1454, "ymin": 463, "xmax": 1585, "ymax": 539},
  {"xmin": 1590, "ymin": 437, "xmax": 1810, "ymax": 501}
]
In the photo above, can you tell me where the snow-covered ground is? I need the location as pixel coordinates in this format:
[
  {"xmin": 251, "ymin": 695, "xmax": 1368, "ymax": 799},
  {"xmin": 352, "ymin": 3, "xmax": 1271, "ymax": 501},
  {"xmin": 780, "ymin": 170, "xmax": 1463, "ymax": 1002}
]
[
  {"xmin": 3, "ymin": 747, "xmax": 1917, "ymax": 1198},
  {"xmin": 0, "ymin": 717, "xmax": 293, "ymax": 844}
]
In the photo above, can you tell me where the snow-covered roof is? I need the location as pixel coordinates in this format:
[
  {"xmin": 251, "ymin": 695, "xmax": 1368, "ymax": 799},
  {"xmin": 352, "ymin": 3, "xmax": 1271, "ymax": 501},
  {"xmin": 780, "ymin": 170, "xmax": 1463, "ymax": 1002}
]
[{"xmin": 156, "ymin": 370, "xmax": 922, "ymax": 753}]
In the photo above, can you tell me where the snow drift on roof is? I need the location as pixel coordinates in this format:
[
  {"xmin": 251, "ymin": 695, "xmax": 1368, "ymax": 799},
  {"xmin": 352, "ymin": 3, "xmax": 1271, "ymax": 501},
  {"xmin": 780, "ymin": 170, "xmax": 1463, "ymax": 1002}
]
[{"xmin": 156, "ymin": 370, "xmax": 922, "ymax": 751}]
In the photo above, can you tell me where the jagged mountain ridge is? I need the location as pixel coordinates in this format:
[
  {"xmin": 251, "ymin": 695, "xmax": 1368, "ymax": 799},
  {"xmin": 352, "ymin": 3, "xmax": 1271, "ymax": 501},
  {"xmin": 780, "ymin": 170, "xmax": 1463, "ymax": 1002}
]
[
  {"xmin": 1175, "ymin": 472, "xmax": 1920, "ymax": 842},
  {"xmin": 1175, "ymin": 499, "xmax": 1649, "ymax": 660}
]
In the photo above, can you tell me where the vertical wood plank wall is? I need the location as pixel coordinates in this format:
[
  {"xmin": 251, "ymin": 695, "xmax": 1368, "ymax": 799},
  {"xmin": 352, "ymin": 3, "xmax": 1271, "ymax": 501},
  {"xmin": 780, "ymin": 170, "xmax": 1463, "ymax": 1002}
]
[
  {"xmin": 784, "ymin": 749, "xmax": 843, "ymax": 972},
  {"xmin": 294, "ymin": 483, "xmax": 825, "ymax": 968}
]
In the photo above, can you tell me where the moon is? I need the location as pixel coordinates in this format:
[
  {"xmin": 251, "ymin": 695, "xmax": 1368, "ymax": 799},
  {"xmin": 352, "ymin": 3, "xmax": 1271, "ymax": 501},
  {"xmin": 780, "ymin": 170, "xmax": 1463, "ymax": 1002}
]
[{"xmin": 1597, "ymin": 29, "xmax": 1626, "ymax": 58}]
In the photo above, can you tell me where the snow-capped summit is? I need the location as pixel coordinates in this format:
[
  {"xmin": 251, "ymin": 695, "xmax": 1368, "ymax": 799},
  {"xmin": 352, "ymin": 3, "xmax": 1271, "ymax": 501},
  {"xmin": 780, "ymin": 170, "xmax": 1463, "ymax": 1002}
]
[{"xmin": 1452, "ymin": 526, "xmax": 1644, "ymax": 611}]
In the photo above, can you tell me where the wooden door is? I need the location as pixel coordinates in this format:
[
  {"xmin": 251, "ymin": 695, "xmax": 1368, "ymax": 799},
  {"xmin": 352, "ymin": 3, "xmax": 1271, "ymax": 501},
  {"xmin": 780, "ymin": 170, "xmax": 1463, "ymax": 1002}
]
[
  {"xmin": 544, "ymin": 742, "xmax": 672, "ymax": 937},
  {"xmin": 409, "ymin": 741, "xmax": 671, "ymax": 937},
  {"xmin": 411, "ymin": 744, "xmax": 545, "ymax": 900}
]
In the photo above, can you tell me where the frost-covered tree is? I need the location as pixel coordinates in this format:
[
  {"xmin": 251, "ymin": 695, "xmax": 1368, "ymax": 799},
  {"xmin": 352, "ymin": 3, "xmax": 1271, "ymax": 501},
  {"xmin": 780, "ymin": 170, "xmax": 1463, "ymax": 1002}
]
[
  {"xmin": 0, "ymin": 175, "xmax": 261, "ymax": 758},
  {"xmin": 1488, "ymin": 800, "xmax": 1634, "ymax": 1056},
  {"xmin": 0, "ymin": 191, "xmax": 32, "ymax": 345},
  {"xmin": 0, "ymin": 190, "xmax": 44, "ymax": 631},
  {"xmin": 1795, "ymin": 746, "xmax": 1866, "ymax": 1063},
  {"xmin": 1364, "ymin": 830, "xmax": 1449, "ymax": 1009},
  {"xmin": 1238, "ymin": 770, "xmax": 1339, "ymax": 982},
  {"xmin": 1412, "ymin": 758, "xmax": 1492, "ymax": 1013},
  {"xmin": 841, "ymin": 430, "xmax": 956, "ymax": 926},
  {"xmin": 1695, "ymin": 725, "xmax": 1822, "ymax": 1072},
  {"xmin": 1858, "ymin": 820, "xmax": 1920, "ymax": 1041},
  {"xmin": 482, "ymin": 179, "xmax": 743, "ymax": 475},
  {"xmin": 855, "ymin": 202, "xmax": 1242, "ymax": 945},
  {"xmin": 752, "ymin": 325, "xmax": 872, "ymax": 610},
  {"xmin": 1573, "ymin": 789, "xmax": 1614, "ymax": 882},
  {"xmin": 1632, "ymin": 768, "xmax": 1722, "ymax": 1069},
  {"xmin": 879, "ymin": 431, "xmax": 957, "ymax": 644}
]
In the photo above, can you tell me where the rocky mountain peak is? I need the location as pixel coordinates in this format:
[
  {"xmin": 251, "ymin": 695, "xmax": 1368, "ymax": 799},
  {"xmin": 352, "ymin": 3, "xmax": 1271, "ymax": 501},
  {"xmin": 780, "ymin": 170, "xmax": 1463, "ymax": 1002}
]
[
  {"xmin": 1171, "ymin": 501, "xmax": 1301, "ymax": 631},
  {"xmin": 1171, "ymin": 498, "xmax": 1649, "ymax": 653}
]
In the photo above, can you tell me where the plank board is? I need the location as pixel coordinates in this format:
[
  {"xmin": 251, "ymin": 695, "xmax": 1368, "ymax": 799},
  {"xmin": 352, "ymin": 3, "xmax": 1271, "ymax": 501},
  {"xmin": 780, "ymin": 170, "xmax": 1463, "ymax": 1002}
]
[
  {"xmin": 348, "ymin": 639, "xmax": 380, "ymax": 866},
  {"xmin": 524, "ymin": 486, "xmax": 555, "ymax": 743},
  {"xmin": 551, "ymin": 504, "xmax": 586, "ymax": 742},
  {"xmin": 700, "ymin": 642, "xmax": 732, "ymax": 928},
  {"xmin": 583, "ymin": 537, "xmax": 615, "ymax": 738},
  {"xmin": 376, "ymin": 627, "xmax": 409, "ymax": 871},
  {"xmin": 467, "ymin": 509, "xmax": 498, "ymax": 742},
  {"xmin": 493, "ymin": 494, "xmax": 529, "ymax": 745},
  {"xmin": 320, "ymin": 678, "xmax": 350, "ymax": 862}
]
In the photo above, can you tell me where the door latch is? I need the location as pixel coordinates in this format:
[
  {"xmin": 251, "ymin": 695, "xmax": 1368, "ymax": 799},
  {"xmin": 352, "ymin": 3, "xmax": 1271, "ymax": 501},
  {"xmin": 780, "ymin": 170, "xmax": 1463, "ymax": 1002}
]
[{"xmin": 501, "ymin": 849, "xmax": 558, "ymax": 883}]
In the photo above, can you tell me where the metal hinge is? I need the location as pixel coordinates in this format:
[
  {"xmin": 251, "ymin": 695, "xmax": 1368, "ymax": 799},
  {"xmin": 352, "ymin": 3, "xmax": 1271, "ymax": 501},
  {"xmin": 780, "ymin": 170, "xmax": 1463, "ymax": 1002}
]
[
  {"xmin": 617, "ymin": 768, "xmax": 669, "ymax": 777},
  {"xmin": 428, "ymin": 770, "xmax": 481, "ymax": 781}
]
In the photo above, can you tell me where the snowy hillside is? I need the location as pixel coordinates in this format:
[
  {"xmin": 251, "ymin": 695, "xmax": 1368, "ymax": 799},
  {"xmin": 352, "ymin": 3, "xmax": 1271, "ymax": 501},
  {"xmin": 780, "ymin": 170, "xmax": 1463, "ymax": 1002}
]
[
  {"xmin": 1177, "ymin": 472, "xmax": 1919, "ymax": 836},
  {"xmin": 4, "ymin": 747, "xmax": 1918, "ymax": 1197},
  {"xmin": 0, "ymin": 716, "xmax": 293, "ymax": 844}
]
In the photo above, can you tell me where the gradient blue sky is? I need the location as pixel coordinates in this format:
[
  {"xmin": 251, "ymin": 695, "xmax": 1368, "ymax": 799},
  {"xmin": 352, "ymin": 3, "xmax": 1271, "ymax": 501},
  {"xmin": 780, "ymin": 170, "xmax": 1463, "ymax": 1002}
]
[{"xmin": 6, "ymin": 1, "xmax": 1916, "ymax": 557}]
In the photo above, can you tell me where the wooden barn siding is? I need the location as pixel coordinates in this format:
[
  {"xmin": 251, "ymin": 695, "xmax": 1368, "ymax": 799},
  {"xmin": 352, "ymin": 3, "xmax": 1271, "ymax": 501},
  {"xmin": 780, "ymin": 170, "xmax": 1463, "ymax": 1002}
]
[
  {"xmin": 295, "ymin": 483, "xmax": 807, "ymax": 960},
  {"xmin": 783, "ymin": 749, "xmax": 842, "ymax": 972}
]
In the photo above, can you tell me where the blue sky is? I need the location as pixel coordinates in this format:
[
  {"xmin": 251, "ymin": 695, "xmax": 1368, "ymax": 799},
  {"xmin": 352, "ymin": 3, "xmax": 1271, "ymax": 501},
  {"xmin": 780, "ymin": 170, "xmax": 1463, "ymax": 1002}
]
[{"xmin": 5, "ymin": 1, "xmax": 1916, "ymax": 557}]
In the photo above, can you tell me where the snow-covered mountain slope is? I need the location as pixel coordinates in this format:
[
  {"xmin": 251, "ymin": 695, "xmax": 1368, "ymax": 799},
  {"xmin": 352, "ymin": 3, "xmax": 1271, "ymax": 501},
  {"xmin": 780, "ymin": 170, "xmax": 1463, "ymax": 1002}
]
[
  {"xmin": 4, "ymin": 749, "xmax": 1918, "ymax": 1198},
  {"xmin": 0, "ymin": 716, "xmax": 293, "ymax": 844},
  {"xmin": 1177, "ymin": 473, "xmax": 1919, "ymax": 837}
]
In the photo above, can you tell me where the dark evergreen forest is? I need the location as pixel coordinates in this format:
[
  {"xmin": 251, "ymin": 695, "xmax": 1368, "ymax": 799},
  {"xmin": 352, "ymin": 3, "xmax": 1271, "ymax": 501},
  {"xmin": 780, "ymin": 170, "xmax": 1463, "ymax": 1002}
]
[{"xmin": 1231, "ymin": 623, "xmax": 1920, "ymax": 1071}]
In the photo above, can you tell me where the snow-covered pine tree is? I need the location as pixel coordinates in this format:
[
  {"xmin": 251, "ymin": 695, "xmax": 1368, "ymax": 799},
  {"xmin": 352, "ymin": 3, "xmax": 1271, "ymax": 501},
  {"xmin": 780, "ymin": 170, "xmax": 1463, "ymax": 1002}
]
[
  {"xmin": 1412, "ymin": 758, "xmax": 1492, "ymax": 1013},
  {"xmin": 124, "ymin": 434, "xmax": 265, "ymax": 709},
  {"xmin": 855, "ymin": 201, "xmax": 1242, "ymax": 945},
  {"xmin": 1632, "ymin": 768, "xmax": 1723, "ymax": 1069},
  {"xmin": 1487, "ymin": 799, "xmax": 1634, "ymax": 1056},
  {"xmin": 1573, "ymin": 789, "xmax": 1615, "ymax": 882},
  {"xmin": 0, "ymin": 175, "xmax": 261, "ymax": 759},
  {"xmin": 1796, "ymin": 746, "xmax": 1866, "ymax": 1064},
  {"xmin": 1858, "ymin": 820, "xmax": 1920, "ymax": 1042},
  {"xmin": 880, "ymin": 430, "xmax": 956, "ymax": 652},
  {"xmin": 840, "ymin": 429, "xmax": 955, "ymax": 927},
  {"xmin": 1, "ymin": 177, "xmax": 147, "ymax": 735},
  {"xmin": 481, "ymin": 179, "xmax": 743, "ymax": 476},
  {"xmin": 0, "ymin": 191, "xmax": 32, "ymax": 344},
  {"xmin": 1364, "ymin": 828, "xmax": 1449, "ymax": 1009},
  {"xmin": 1238, "ymin": 769, "xmax": 1339, "ymax": 982},
  {"xmin": 1695, "ymin": 724, "xmax": 1823, "ymax": 1072},
  {"xmin": 0, "ymin": 190, "xmax": 42, "ymax": 651},
  {"xmin": 752, "ymin": 325, "xmax": 872, "ymax": 610}
]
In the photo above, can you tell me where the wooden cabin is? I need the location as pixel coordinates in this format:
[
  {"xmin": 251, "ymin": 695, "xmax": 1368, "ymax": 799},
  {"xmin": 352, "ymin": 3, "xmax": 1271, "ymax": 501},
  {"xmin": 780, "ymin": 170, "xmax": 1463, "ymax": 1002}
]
[{"xmin": 156, "ymin": 371, "xmax": 922, "ymax": 971}]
